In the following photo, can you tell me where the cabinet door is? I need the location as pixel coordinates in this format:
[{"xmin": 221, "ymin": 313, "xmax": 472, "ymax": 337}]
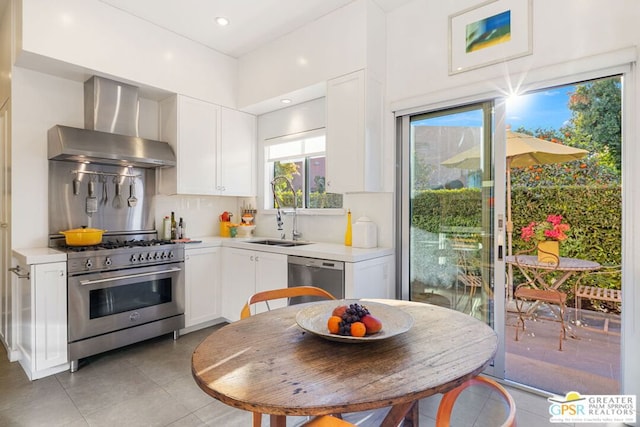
[
  {"xmin": 346, "ymin": 255, "xmax": 394, "ymax": 300},
  {"xmin": 159, "ymin": 95, "xmax": 219, "ymax": 195},
  {"xmin": 326, "ymin": 70, "xmax": 384, "ymax": 193},
  {"xmin": 177, "ymin": 96, "xmax": 219, "ymax": 194},
  {"xmin": 221, "ymin": 248, "xmax": 257, "ymax": 322},
  {"xmin": 326, "ymin": 70, "xmax": 365, "ymax": 194},
  {"xmin": 218, "ymin": 107, "xmax": 256, "ymax": 196},
  {"xmin": 254, "ymin": 252, "xmax": 288, "ymax": 314},
  {"xmin": 185, "ymin": 247, "xmax": 221, "ymax": 327},
  {"xmin": 33, "ymin": 263, "xmax": 67, "ymax": 371}
]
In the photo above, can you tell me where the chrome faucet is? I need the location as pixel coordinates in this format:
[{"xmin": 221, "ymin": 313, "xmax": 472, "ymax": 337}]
[{"xmin": 271, "ymin": 176, "xmax": 302, "ymax": 241}]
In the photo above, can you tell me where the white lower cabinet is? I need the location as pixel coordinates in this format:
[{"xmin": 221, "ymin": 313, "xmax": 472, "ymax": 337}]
[
  {"xmin": 346, "ymin": 255, "xmax": 394, "ymax": 300},
  {"xmin": 15, "ymin": 261, "xmax": 68, "ymax": 380},
  {"xmin": 221, "ymin": 248, "xmax": 287, "ymax": 322},
  {"xmin": 184, "ymin": 246, "xmax": 221, "ymax": 328}
]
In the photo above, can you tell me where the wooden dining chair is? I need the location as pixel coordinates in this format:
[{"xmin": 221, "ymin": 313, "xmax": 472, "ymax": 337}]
[
  {"xmin": 240, "ymin": 285, "xmax": 338, "ymax": 427},
  {"xmin": 436, "ymin": 376, "xmax": 517, "ymax": 427},
  {"xmin": 240, "ymin": 285, "xmax": 337, "ymax": 319},
  {"xmin": 302, "ymin": 415, "xmax": 355, "ymax": 426},
  {"xmin": 304, "ymin": 376, "xmax": 516, "ymax": 427}
]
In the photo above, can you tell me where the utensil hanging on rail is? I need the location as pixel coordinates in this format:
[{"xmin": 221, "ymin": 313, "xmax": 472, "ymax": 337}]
[
  {"xmin": 112, "ymin": 176, "xmax": 123, "ymax": 209},
  {"xmin": 127, "ymin": 177, "xmax": 138, "ymax": 207},
  {"xmin": 100, "ymin": 175, "xmax": 108, "ymax": 205},
  {"xmin": 72, "ymin": 176, "xmax": 81, "ymax": 196},
  {"xmin": 86, "ymin": 177, "xmax": 98, "ymax": 216}
]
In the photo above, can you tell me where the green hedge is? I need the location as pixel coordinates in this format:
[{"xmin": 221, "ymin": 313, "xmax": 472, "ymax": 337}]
[
  {"xmin": 412, "ymin": 188, "xmax": 482, "ymax": 232},
  {"xmin": 510, "ymin": 185, "xmax": 621, "ymax": 266},
  {"xmin": 412, "ymin": 185, "xmax": 621, "ymax": 267}
]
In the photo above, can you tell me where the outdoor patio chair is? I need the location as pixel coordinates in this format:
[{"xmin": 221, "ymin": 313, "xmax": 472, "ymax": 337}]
[
  {"xmin": 455, "ymin": 246, "xmax": 483, "ymax": 314},
  {"xmin": 513, "ymin": 251, "xmax": 568, "ymax": 350}
]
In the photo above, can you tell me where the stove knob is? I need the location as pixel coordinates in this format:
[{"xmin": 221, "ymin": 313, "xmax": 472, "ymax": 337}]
[
  {"xmin": 168, "ymin": 251, "xmax": 175, "ymax": 259},
  {"xmin": 85, "ymin": 259, "xmax": 93, "ymax": 269},
  {"xmin": 153, "ymin": 252, "xmax": 160, "ymax": 260},
  {"xmin": 105, "ymin": 257, "xmax": 112, "ymax": 266},
  {"xmin": 146, "ymin": 253, "xmax": 153, "ymax": 261},
  {"xmin": 161, "ymin": 252, "xmax": 168, "ymax": 259},
  {"xmin": 130, "ymin": 254, "xmax": 138, "ymax": 263}
]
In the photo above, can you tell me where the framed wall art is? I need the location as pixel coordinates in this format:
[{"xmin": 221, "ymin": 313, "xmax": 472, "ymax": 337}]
[{"xmin": 448, "ymin": 0, "xmax": 532, "ymax": 75}]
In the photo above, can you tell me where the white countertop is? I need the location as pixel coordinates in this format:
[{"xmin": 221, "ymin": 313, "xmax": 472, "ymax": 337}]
[
  {"xmin": 13, "ymin": 237, "xmax": 394, "ymax": 265},
  {"xmin": 13, "ymin": 247, "xmax": 67, "ymax": 265},
  {"xmin": 184, "ymin": 237, "xmax": 394, "ymax": 263}
]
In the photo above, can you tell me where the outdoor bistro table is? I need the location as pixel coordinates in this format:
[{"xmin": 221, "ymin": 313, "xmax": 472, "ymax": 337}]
[
  {"xmin": 506, "ymin": 255, "xmax": 602, "ymax": 315},
  {"xmin": 191, "ymin": 299, "xmax": 497, "ymax": 427}
]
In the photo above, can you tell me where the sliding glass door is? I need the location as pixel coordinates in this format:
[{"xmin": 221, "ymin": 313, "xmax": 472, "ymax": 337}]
[{"xmin": 399, "ymin": 102, "xmax": 506, "ymax": 375}]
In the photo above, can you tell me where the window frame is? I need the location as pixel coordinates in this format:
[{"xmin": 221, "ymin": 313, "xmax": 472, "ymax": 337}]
[{"xmin": 261, "ymin": 128, "xmax": 344, "ymax": 215}]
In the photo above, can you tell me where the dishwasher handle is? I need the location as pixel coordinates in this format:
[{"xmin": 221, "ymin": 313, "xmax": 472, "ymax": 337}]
[{"xmin": 287, "ymin": 255, "xmax": 344, "ymax": 271}]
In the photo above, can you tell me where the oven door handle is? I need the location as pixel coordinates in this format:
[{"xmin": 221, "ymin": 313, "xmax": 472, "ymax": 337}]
[{"xmin": 79, "ymin": 267, "xmax": 182, "ymax": 286}]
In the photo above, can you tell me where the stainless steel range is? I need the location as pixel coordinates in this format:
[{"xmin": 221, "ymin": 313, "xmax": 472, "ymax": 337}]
[
  {"xmin": 51, "ymin": 233, "xmax": 185, "ymax": 372},
  {"xmin": 46, "ymin": 76, "xmax": 182, "ymax": 372}
]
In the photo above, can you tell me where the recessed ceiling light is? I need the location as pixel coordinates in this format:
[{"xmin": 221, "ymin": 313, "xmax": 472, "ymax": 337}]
[
  {"xmin": 215, "ymin": 16, "xmax": 229, "ymax": 26},
  {"xmin": 281, "ymin": 99, "xmax": 292, "ymax": 104}
]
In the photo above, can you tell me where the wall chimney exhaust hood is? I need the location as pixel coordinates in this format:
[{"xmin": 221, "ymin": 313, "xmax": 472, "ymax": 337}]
[
  {"xmin": 48, "ymin": 76, "xmax": 176, "ymax": 168},
  {"xmin": 48, "ymin": 125, "xmax": 176, "ymax": 168}
]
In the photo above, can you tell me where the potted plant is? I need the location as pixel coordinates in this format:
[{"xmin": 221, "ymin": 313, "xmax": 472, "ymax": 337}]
[{"xmin": 520, "ymin": 215, "xmax": 570, "ymax": 263}]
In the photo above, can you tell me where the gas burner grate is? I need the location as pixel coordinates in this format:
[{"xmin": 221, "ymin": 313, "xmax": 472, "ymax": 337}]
[{"xmin": 59, "ymin": 239, "xmax": 174, "ymax": 252}]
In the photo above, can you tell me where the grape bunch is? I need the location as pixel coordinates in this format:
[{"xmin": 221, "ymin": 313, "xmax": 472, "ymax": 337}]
[{"xmin": 338, "ymin": 303, "xmax": 370, "ymax": 336}]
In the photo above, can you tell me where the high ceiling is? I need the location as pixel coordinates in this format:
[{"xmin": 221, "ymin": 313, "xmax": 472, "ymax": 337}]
[{"xmin": 98, "ymin": 0, "xmax": 413, "ymax": 58}]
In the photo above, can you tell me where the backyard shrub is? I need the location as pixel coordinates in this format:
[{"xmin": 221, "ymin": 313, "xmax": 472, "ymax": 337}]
[{"xmin": 411, "ymin": 185, "xmax": 621, "ymax": 267}]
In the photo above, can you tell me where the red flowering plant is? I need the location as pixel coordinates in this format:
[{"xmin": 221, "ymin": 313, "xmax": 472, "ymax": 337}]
[{"xmin": 521, "ymin": 215, "xmax": 570, "ymax": 243}]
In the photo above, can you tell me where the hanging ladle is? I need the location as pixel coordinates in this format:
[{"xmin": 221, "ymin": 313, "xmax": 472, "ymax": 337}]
[{"xmin": 127, "ymin": 177, "xmax": 138, "ymax": 208}]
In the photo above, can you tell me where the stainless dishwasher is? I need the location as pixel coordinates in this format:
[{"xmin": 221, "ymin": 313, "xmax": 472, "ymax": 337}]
[{"xmin": 287, "ymin": 255, "xmax": 345, "ymax": 304}]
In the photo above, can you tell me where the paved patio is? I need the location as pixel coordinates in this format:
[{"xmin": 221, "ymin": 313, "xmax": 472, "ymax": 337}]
[
  {"xmin": 413, "ymin": 288, "xmax": 621, "ymax": 395},
  {"xmin": 505, "ymin": 306, "xmax": 620, "ymax": 395}
]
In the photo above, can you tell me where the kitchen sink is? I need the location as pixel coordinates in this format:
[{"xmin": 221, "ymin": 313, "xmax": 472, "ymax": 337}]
[{"xmin": 247, "ymin": 239, "xmax": 312, "ymax": 247}]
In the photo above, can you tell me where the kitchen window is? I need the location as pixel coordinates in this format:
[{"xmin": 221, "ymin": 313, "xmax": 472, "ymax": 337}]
[{"xmin": 264, "ymin": 129, "xmax": 343, "ymax": 209}]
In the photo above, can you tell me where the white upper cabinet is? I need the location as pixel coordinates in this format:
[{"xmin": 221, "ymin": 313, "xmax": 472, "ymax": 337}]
[
  {"xmin": 218, "ymin": 107, "xmax": 256, "ymax": 197},
  {"xmin": 159, "ymin": 95, "xmax": 218, "ymax": 195},
  {"xmin": 326, "ymin": 69, "xmax": 384, "ymax": 194},
  {"xmin": 159, "ymin": 95, "xmax": 257, "ymax": 196}
]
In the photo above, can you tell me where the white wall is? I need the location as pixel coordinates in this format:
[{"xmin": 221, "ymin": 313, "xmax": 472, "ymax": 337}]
[
  {"xmin": 0, "ymin": 0, "xmax": 12, "ymax": 103},
  {"xmin": 237, "ymin": 0, "xmax": 369, "ymax": 109},
  {"xmin": 386, "ymin": 0, "xmax": 640, "ymax": 106},
  {"xmin": 385, "ymin": 0, "xmax": 640, "ymax": 398},
  {"xmin": 11, "ymin": 68, "xmax": 82, "ymax": 248},
  {"xmin": 17, "ymin": 0, "xmax": 237, "ymax": 107}
]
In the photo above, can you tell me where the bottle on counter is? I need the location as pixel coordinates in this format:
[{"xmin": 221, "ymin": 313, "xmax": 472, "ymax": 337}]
[
  {"xmin": 163, "ymin": 216, "xmax": 171, "ymax": 241},
  {"xmin": 170, "ymin": 211, "xmax": 177, "ymax": 240},
  {"xmin": 344, "ymin": 209, "xmax": 352, "ymax": 246},
  {"xmin": 177, "ymin": 217, "xmax": 184, "ymax": 239}
]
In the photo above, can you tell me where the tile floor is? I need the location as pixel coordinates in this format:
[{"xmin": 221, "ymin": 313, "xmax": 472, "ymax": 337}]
[{"xmin": 1, "ymin": 324, "xmax": 573, "ymax": 427}]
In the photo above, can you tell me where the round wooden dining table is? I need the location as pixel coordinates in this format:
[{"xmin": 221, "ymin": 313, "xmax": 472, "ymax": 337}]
[{"xmin": 191, "ymin": 299, "xmax": 498, "ymax": 427}]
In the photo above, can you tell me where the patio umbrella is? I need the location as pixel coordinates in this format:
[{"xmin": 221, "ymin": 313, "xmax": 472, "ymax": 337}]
[{"xmin": 442, "ymin": 130, "xmax": 589, "ymax": 258}]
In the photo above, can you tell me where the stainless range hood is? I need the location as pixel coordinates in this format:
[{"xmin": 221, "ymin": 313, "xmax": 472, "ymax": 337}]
[
  {"xmin": 48, "ymin": 125, "xmax": 176, "ymax": 168},
  {"xmin": 48, "ymin": 76, "xmax": 176, "ymax": 168}
]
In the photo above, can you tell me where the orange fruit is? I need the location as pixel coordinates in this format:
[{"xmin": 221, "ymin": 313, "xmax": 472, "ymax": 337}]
[
  {"xmin": 327, "ymin": 316, "xmax": 342, "ymax": 334},
  {"xmin": 350, "ymin": 321, "xmax": 366, "ymax": 337}
]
